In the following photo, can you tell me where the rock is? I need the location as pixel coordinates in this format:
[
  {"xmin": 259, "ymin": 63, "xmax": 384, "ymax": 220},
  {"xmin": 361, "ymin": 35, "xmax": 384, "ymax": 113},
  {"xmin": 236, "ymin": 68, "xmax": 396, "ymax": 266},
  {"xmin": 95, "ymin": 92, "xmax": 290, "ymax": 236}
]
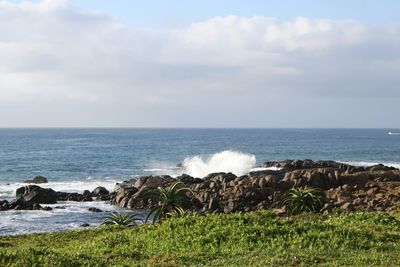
[
  {"xmin": 341, "ymin": 202, "xmax": 355, "ymax": 211},
  {"xmin": 56, "ymin": 192, "xmax": 92, "ymax": 202},
  {"xmin": 91, "ymin": 186, "xmax": 109, "ymax": 197},
  {"xmin": 176, "ymin": 174, "xmax": 202, "ymax": 184},
  {"xmin": 88, "ymin": 207, "xmax": 102, "ymax": 212},
  {"xmin": 224, "ymin": 201, "xmax": 236, "ymax": 213},
  {"xmin": 97, "ymin": 194, "xmax": 112, "ymax": 201},
  {"xmin": 0, "ymin": 200, "xmax": 10, "ymax": 211},
  {"xmin": 365, "ymin": 164, "xmax": 397, "ymax": 172},
  {"xmin": 208, "ymin": 197, "xmax": 220, "ymax": 211},
  {"xmin": 83, "ymin": 190, "xmax": 92, "ymax": 197},
  {"xmin": 134, "ymin": 175, "xmax": 174, "ymax": 189},
  {"xmin": 23, "ymin": 176, "xmax": 48, "ymax": 184},
  {"xmin": 80, "ymin": 223, "xmax": 90, "ymax": 227},
  {"xmin": 16, "ymin": 185, "xmax": 57, "ymax": 204}
]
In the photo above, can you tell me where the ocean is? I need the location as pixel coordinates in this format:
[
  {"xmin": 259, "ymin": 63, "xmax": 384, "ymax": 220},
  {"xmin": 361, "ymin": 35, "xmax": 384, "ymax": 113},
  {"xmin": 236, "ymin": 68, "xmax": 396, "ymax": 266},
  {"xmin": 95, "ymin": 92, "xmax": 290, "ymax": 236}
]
[{"xmin": 0, "ymin": 128, "xmax": 399, "ymax": 235}]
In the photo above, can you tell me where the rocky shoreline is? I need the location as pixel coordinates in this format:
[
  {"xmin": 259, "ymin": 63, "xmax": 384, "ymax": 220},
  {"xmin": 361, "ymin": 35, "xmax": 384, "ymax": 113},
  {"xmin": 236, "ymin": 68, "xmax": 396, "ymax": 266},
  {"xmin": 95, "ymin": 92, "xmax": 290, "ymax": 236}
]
[
  {"xmin": 2, "ymin": 160, "xmax": 400, "ymax": 215},
  {"xmin": 0, "ymin": 184, "xmax": 111, "ymax": 211}
]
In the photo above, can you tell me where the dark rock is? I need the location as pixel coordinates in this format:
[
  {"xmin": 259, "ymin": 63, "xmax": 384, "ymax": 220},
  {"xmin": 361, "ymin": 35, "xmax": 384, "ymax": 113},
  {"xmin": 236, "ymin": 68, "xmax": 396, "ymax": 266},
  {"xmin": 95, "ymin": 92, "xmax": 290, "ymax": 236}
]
[
  {"xmin": 341, "ymin": 202, "xmax": 355, "ymax": 211},
  {"xmin": 80, "ymin": 223, "xmax": 90, "ymax": 227},
  {"xmin": 91, "ymin": 186, "xmax": 109, "ymax": 197},
  {"xmin": 56, "ymin": 192, "xmax": 92, "ymax": 202},
  {"xmin": 16, "ymin": 185, "xmax": 57, "ymax": 204},
  {"xmin": 83, "ymin": 190, "xmax": 92, "ymax": 197},
  {"xmin": 88, "ymin": 207, "xmax": 102, "ymax": 212},
  {"xmin": 204, "ymin": 172, "xmax": 236, "ymax": 183},
  {"xmin": 97, "ymin": 194, "xmax": 112, "ymax": 201},
  {"xmin": 176, "ymin": 174, "xmax": 196, "ymax": 184},
  {"xmin": 208, "ymin": 197, "xmax": 220, "ymax": 211}
]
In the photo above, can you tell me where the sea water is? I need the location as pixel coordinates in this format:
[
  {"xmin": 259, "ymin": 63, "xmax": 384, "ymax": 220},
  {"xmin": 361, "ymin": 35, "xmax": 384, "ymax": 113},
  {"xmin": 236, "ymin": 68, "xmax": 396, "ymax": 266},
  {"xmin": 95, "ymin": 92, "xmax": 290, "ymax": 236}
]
[{"xmin": 0, "ymin": 128, "xmax": 399, "ymax": 235}]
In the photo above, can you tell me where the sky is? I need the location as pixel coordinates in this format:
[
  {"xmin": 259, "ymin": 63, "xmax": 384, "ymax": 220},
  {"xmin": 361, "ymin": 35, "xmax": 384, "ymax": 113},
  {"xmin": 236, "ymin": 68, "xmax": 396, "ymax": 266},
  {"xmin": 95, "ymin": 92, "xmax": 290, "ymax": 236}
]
[{"xmin": 1, "ymin": 0, "xmax": 400, "ymax": 128}]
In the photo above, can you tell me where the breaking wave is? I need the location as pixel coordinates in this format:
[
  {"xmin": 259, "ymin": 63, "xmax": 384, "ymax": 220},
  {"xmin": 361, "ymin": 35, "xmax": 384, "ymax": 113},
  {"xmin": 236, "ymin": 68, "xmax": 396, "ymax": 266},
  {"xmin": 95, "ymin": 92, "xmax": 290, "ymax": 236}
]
[{"xmin": 182, "ymin": 150, "xmax": 256, "ymax": 178}]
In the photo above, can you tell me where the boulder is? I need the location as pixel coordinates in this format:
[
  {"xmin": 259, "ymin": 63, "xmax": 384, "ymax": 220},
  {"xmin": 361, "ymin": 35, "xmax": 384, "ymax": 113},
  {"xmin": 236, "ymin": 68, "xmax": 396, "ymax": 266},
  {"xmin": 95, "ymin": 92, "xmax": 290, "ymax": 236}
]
[
  {"xmin": 88, "ymin": 207, "xmax": 102, "ymax": 212},
  {"xmin": 16, "ymin": 185, "xmax": 57, "ymax": 204},
  {"xmin": 91, "ymin": 186, "xmax": 109, "ymax": 197}
]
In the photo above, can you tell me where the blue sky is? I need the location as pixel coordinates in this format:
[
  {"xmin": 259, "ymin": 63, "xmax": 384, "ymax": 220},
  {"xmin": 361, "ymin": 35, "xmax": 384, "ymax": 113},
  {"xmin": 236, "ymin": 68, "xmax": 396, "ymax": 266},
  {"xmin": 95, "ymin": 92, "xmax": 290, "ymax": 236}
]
[
  {"xmin": 10, "ymin": 0, "xmax": 400, "ymax": 27},
  {"xmin": 1, "ymin": 0, "xmax": 400, "ymax": 127}
]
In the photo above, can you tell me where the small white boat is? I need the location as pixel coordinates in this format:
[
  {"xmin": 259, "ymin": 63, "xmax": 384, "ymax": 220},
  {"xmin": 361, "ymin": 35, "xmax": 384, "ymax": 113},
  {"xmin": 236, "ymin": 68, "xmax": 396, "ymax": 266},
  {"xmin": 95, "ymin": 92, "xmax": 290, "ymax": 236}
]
[{"xmin": 388, "ymin": 131, "xmax": 400, "ymax": 135}]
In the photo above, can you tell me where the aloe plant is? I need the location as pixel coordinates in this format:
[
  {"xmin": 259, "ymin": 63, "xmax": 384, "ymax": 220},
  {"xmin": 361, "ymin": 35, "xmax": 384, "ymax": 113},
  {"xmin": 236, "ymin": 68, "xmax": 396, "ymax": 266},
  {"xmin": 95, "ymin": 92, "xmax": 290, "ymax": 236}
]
[
  {"xmin": 102, "ymin": 212, "xmax": 143, "ymax": 227},
  {"xmin": 282, "ymin": 187, "xmax": 324, "ymax": 215},
  {"xmin": 146, "ymin": 181, "xmax": 193, "ymax": 224}
]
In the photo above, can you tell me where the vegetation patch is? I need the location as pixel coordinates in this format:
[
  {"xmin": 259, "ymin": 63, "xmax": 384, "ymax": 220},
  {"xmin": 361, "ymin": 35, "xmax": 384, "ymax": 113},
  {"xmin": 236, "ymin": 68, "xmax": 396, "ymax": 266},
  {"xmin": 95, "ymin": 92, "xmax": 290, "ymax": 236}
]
[{"xmin": 0, "ymin": 211, "xmax": 399, "ymax": 266}]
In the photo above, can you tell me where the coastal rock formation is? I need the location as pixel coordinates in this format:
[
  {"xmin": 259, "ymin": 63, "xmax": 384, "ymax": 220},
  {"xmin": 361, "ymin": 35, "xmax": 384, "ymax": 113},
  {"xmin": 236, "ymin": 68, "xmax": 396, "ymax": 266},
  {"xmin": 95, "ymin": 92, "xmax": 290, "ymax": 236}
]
[
  {"xmin": 0, "ymin": 185, "xmax": 101, "ymax": 211},
  {"xmin": 0, "ymin": 199, "xmax": 52, "ymax": 211},
  {"xmin": 111, "ymin": 160, "xmax": 400, "ymax": 214},
  {"xmin": 15, "ymin": 185, "xmax": 95, "ymax": 204}
]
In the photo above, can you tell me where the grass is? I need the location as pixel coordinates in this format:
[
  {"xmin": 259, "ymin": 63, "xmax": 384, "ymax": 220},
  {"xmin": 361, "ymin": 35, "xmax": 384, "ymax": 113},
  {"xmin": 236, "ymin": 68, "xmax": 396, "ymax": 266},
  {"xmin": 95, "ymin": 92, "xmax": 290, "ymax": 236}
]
[{"xmin": 0, "ymin": 211, "xmax": 399, "ymax": 266}]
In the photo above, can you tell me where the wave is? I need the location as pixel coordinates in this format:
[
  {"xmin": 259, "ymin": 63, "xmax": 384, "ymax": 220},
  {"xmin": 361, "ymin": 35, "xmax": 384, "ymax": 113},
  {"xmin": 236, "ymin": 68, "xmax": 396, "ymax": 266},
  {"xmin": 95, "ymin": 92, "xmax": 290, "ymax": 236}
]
[
  {"xmin": 182, "ymin": 150, "xmax": 257, "ymax": 178},
  {"xmin": 144, "ymin": 150, "xmax": 257, "ymax": 178}
]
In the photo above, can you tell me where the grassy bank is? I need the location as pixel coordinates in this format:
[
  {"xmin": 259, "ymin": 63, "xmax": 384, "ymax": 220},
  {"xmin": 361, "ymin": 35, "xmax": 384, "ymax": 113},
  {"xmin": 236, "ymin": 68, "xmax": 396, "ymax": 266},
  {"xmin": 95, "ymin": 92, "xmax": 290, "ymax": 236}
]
[{"xmin": 0, "ymin": 211, "xmax": 399, "ymax": 266}]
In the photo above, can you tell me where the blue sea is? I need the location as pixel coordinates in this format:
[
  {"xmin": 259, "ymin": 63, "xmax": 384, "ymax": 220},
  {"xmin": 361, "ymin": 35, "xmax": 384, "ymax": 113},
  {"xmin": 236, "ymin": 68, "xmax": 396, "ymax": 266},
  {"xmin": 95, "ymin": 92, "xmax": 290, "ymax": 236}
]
[{"xmin": 0, "ymin": 128, "xmax": 399, "ymax": 235}]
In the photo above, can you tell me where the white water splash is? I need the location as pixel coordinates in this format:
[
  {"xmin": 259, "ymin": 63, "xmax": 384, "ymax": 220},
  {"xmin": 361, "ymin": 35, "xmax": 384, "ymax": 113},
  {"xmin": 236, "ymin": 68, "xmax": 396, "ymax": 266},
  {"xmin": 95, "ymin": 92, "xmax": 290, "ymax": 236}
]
[{"xmin": 182, "ymin": 150, "xmax": 256, "ymax": 178}]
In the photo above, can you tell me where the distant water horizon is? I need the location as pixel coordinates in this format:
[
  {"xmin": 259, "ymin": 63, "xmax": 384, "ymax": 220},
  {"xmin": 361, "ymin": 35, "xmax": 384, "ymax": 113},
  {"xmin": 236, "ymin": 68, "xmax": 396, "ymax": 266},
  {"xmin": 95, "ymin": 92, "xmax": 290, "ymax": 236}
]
[{"xmin": 0, "ymin": 128, "xmax": 399, "ymax": 235}]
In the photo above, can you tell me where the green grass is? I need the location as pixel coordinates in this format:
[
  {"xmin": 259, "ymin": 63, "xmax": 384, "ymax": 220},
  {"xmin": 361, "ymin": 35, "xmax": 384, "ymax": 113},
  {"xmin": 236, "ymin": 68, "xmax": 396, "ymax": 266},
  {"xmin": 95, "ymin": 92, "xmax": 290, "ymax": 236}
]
[{"xmin": 0, "ymin": 211, "xmax": 399, "ymax": 266}]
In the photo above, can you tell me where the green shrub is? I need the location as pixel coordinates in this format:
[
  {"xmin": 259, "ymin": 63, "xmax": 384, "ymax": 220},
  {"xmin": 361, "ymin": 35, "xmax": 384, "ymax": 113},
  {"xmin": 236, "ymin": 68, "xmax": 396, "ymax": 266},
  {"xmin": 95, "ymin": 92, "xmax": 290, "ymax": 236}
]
[
  {"xmin": 146, "ymin": 181, "xmax": 193, "ymax": 224},
  {"xmin": 282, "ymin": 187, "xmax": 324, "ymax": 215},
  {"xmin": 102, "ymin": 212, "xmax": 143, "ymax": 227}
]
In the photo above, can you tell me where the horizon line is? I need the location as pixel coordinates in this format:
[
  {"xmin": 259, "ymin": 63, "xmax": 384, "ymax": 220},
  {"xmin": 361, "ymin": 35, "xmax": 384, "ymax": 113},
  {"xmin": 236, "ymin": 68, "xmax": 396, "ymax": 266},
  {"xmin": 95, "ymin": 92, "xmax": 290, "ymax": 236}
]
[{"xmin": 0, "ymin": 127, "xmax": 398, "ymax": 130}]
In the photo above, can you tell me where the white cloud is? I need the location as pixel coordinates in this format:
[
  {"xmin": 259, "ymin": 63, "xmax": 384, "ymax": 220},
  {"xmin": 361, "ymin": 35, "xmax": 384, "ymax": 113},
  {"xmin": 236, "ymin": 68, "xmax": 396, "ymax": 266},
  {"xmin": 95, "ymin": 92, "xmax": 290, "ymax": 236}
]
[{"xmin": 0, "ymin": 0, "xmax": 399, "ymax": 127}]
